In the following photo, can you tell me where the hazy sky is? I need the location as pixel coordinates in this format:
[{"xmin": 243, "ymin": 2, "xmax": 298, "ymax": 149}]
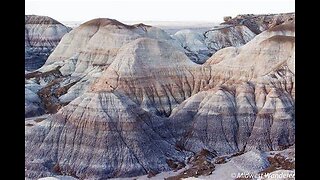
[{"xmin": 25, "ymin": 0, "xmax": 295, "ymax": 22}]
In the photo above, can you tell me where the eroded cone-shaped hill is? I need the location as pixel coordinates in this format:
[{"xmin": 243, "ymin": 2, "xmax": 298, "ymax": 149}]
[
  {"xmin": 25, "ymin": 92, "xmax": 186, "ymax": 179},
  {"xmin": 25, "ymin": 15, "xmax": 295, "ymax": 179},
  {"xmin": 39, "ymin": 18, "xmax": 182, "ymax": 107},
  {"xmin": 92, "ymin": 37, "xmax": 197, "ymax": 116},
  {"xmin": 44, "ymin": 18, "xmax": 181, "ymax": 75},
  {"xmin": 205, "ymin": 23, "xmax": 295, "ymax": 76},
  {"xmin": 25, "ymin": 18, "xmax": 183, "ymax": 117},
  {"xmin": 170, "ymin": 22, "xmax": 295, "ymax": 154},
  {"xmin": 25, "ymin": 15, "xmax": 71, "ymax": 71}
]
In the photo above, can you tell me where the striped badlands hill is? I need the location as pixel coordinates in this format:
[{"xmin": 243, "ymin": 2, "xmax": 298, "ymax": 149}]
[{"xmin": 25, "ymin": 15, "xmax": 295, "ymax": 179}]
